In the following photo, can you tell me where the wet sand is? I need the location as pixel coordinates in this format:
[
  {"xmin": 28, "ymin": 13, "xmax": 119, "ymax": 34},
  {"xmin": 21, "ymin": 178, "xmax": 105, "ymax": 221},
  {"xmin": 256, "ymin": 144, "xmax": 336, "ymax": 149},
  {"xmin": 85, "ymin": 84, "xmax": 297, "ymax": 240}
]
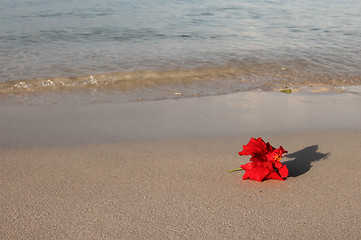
[{"xmin": 1, "ymin": 91, "xmax": 361, "ymax": 239}]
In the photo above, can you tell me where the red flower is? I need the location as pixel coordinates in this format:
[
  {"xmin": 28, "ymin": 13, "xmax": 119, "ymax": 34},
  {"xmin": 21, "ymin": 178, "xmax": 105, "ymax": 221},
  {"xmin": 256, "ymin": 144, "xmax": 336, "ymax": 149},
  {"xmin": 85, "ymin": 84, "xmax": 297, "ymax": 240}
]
[{"xmin": 238, "ymin": 138, "xmax": 288, "ymax": 182}]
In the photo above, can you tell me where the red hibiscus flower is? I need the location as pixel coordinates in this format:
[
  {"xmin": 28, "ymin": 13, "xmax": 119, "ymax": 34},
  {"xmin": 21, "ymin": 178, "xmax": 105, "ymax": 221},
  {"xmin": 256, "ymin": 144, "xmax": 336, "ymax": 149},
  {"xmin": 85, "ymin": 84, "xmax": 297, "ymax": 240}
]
[{"xmin": 230, "ymin": 137, "xmax": 288, "ymax": 182}]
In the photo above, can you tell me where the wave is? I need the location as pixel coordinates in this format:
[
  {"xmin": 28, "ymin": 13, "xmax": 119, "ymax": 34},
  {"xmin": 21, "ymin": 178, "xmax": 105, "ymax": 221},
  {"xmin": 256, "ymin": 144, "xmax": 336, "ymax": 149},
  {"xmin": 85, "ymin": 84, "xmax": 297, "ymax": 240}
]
[{"xmin": 1, "ymin": 62, "xmax": 360, "ymax": 96}]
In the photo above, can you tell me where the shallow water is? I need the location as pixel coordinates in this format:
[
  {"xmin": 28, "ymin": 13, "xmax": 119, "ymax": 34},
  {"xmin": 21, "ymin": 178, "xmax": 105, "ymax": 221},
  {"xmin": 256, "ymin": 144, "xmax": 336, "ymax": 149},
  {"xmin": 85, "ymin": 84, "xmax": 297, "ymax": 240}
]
[{"xmin": 1, "ymin": 0, "xmax": 361, "ymax": 103}]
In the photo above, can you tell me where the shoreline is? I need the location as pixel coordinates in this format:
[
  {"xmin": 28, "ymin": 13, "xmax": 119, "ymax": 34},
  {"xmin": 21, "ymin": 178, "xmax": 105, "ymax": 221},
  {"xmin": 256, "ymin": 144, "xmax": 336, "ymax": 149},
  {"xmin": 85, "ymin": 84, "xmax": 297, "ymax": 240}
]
[
  {"xmin": 1, "ymin": 75, "xmax": 361, "ymax": 105},
  {"xmin": 1, "ymin": 90, "xmax": 361, "ymax": 148},
  {"xmin": 1, "ymin": 91, "xmax": 361, "ymax": 238}
]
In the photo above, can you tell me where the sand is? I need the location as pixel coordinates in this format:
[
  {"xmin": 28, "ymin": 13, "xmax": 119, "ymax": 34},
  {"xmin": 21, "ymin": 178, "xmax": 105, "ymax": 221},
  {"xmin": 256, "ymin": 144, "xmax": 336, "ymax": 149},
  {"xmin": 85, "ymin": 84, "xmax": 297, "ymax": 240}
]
[{"xmin": 1, "ymin": 91, "xmax": 361, "ymax": 239}]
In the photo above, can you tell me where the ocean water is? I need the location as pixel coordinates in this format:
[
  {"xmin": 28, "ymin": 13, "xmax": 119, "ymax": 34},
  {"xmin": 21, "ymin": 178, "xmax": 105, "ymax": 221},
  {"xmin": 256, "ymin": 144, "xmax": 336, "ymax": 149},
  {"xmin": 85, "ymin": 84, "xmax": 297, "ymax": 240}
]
[{"xmin": 1, "ymin": 0, "xmax": 361, "ymax": 102}]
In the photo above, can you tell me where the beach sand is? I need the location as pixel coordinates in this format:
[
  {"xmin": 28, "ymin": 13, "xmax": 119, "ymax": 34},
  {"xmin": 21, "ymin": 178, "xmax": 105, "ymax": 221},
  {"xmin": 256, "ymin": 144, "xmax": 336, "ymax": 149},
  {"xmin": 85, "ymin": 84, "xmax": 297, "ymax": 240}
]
[{"xmin": 1, "ymin": 91, "xmax": 361, "ymax": 239}]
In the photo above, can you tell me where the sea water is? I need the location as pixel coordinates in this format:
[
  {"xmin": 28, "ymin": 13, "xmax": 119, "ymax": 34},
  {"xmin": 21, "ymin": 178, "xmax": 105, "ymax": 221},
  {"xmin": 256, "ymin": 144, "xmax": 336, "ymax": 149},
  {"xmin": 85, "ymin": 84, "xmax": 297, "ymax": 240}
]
[{"xmin": 0, "ymin": 0, "xmax": 361, "ymax": 103}]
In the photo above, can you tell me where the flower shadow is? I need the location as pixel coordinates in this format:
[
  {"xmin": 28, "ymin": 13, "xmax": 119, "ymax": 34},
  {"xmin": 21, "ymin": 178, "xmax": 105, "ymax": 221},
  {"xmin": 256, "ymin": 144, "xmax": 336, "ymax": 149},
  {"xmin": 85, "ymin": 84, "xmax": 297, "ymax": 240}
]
[{"xmin": 284, "ymin": 145, "xmax": 330, "ymax": 177}]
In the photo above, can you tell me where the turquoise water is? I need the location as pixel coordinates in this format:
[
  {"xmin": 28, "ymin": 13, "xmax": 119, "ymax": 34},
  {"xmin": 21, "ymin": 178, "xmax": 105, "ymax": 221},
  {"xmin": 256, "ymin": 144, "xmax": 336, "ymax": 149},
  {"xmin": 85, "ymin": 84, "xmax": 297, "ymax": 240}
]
[{"xmin": 0, "ymin": 0, "xmax": 361, "ymax": 100}]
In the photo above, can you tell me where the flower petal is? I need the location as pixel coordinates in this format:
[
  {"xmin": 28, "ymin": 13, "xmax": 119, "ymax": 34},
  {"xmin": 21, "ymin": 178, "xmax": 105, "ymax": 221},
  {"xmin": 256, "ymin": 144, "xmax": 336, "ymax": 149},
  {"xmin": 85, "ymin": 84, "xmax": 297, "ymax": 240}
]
[
  {"xmin": 265, "ymin": 172, "xmax": 284, "ymax": 180},
  {"xmin": 274, "ymin": 161, "xmax": 283, "ymax": 169},
  {"xmin": 242, "ymin": 166, "xmax": 271, "ymax": 182},
  {"xmin": 278, "ymin": 165, "xmax": 289, "ymax": 179},
  {"xmin": 241, "ymin": 162, "xmax": 255, "ymax": 171},
  {"xmin": 239, "ymin": 137, "xmax": 268, "ymax": 157}
]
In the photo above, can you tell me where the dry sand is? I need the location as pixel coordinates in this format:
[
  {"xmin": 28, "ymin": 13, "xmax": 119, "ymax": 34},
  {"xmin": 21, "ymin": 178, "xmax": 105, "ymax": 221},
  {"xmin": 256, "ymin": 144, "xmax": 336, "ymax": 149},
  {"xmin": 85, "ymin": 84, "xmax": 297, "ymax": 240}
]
[{"xmin": 1, "ymin": 91, "xmax": 361, "ymax": 239}]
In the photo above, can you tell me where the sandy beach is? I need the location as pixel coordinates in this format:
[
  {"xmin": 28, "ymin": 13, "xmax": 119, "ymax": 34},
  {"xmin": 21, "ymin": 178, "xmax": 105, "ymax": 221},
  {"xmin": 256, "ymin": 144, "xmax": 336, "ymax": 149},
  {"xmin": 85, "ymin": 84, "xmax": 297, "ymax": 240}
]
[{"xmin": 1, "ymin": 90, "xmax": 361, "ymax": 239}]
